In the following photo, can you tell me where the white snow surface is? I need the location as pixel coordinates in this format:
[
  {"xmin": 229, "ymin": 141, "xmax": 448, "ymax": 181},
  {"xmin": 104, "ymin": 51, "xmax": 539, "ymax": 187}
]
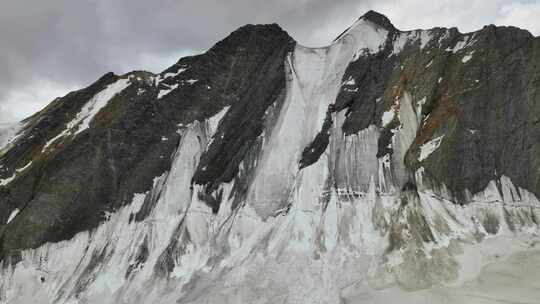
[
  {"xmin": 416, "ymin": 97, "xmax": 427, "ymax": 124},
  {"xmin": 447, "ymin": 34, "xmax": 477, "ymax": 53},
  {"xmin": 0, "ymin": 123, "xmax": 22, "ymax": 184},
  {"xmin": 42, "ymin": 78, "xmax": 131, "ymax": 151},
  {"xmin": 73, "ymin": 78, "xmax": 131, "ymax": 136},
  {"xmin": 0, "ymin": 173, "xmax": 16, "ymax": 186},
  {"xmin": 157, "ymin": 78, "xmax": 198, "ymax": 99},
  {"xmin": 392, "ymin": 30, "xmax": 432, "ymax": 55},
  {"xmin": 248, "ymin": 17, "xmax": 388, "ymax": 219},
  {"xmin": 16, "ymin": 161, "xmax": 32, "ymax": 173},
  {"xmin": 338, "ymin": 18, "xmax": 389, "ymax": 59},
  {"xmin": 343, "ymin": 76, "xmax": 356, "ymax": 86},
  {"xmin": 381, "ymin": 108, "xmax": 395, "ymax": 126},
  {"xmin": 462, "ymin": 52, "xmax": 474, "ymax": 63},
  {"xmin": 0, "ymin": 161, "xmax": 33, "ymax": 187},
  {"xmin": 419, "ymin": 135, "xmax": 445, "ymax": 161},
  {"xmin": 184, "ymin": 79, "xmax": 198, "ymax": 85},
  {"xmin": 155, "ymin": 67, "xmax": 187, "ymax": 87},
  {"xmin": 1, "ymin": 18, "xmax": 540, "ymax": 304},
  {"xmin": 157, "ymin": 83, "xmax": 179, "ymax": 99},
  {"xmin": 160, "ymin": 68, "xmax": 186, "ymax": 82},
  {"xmin": 6, "ymin": 208, "xmax": 19, "ymax": 224}
]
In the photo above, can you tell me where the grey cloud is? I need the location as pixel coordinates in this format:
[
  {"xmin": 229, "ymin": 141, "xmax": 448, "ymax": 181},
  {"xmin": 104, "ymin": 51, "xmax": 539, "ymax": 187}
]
[{"xmin": 0, "ymin": 0, "xmax": 538, "ymax": 122}]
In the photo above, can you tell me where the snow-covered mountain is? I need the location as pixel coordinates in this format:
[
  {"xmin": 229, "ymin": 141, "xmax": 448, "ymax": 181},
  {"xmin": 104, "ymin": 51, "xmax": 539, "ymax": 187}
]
[{"xmin": 1, "ymin": 11, "xmax": 540, "ymax": 304}]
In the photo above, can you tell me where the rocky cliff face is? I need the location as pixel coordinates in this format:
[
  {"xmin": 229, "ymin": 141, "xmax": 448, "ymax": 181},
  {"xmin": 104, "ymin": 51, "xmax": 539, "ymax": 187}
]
[{"xmin": 1, "ymin": 11, "xmax": 540, "ymax": 304}]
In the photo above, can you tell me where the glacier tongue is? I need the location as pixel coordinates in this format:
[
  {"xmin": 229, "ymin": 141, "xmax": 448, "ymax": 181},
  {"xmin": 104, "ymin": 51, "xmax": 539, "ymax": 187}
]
[{"xmin": 2, "ymin": 18, "xmax": 540, "ymax": 304}]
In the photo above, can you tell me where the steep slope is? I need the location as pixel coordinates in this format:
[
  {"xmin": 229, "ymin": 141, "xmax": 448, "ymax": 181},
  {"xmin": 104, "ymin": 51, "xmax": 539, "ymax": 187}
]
[
  {"xmin": 0, "ymin": 24, "xmax": 293, "ymax": 259},
  {"xmin": 1, "ymin": 10, "xmax": 540, "ymax": 304}
]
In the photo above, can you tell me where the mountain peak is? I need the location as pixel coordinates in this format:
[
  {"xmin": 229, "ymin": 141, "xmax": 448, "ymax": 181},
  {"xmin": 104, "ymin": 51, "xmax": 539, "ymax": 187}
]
[
  {"xmin": 333, "ymin": 10, "xmax": 396, "ymax": 42},
  {"xmin": 359, "ymin": 10, "xmax": 396, "ymax": 31}
]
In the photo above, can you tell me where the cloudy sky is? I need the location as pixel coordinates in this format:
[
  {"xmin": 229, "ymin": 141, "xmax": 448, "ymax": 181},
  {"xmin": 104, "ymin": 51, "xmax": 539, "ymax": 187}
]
[{"xmin": 1, "ymin": 0, "xmax": 539, "ymax": 123}]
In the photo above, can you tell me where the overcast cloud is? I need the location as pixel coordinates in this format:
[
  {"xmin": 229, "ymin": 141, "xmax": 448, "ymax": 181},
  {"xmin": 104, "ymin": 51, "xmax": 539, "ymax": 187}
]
[{"xmin": 1, "ymin": 0, "xmax": 539, "ymax": 122}]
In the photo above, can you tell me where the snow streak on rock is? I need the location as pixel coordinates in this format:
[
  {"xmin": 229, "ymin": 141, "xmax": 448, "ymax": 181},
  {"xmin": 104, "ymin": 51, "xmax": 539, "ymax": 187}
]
[
  {"xmin": 419, "ymin": 135, "xmax": 444, "ymax": 161},
  {"xmin": 0, "ymin": 123, "xmax": 23, "ymax": 153},
  {"xmin": 5, "ymin": 208, "xmax": 19, "ymax": 224},
  {"xmin": 42, "ymin": 78, "xmax": 131, "ymax": 151}
]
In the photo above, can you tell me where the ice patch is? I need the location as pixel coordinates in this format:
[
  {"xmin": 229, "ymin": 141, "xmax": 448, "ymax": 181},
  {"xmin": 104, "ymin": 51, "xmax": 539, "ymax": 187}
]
[
  {"xmin": 0, "ymin": 173, "xmax": 16, "ymax": 186},
  {"xmin": 419, "ymin": 30, "xmax": 433, "ymax": 49},
  {"xmin": 155, "ymin": 67, "xmax": 187, "ymax": 85},
  {"xmin": 42, "ymin": 78, "xmax": 131, "ymax": 151},
  {"xmin": 339, "ymin": 17, "xmax": 389, "ymax": 58},
  {"xmin": 159, "ymin": 79, "xmax": 198, "ymax": 99},
  {"xmin": 415, "ymin": 97, "xmax": 426, "ymax": 124},
  {"xmin": 462, "ymin": 52, "xmax": 474, "ymax": 63},
  {"xmin": 162, "ymin": 68, "xmax": 186, "ymax": 80},
  {"xmin": 343, "ymin": 77, "xmax": 356, "ymax": 86},
  {"xmin": 419, "ymin": 135, "xmax": 445, "ymax": 161},
  {"xmin": 6, "ymin": 208, "xmax": 19, "ymax": 224},
  {"xmin": 73, "ymin": 78, "xmax": 131, "ymax": 136},
  {"xmin": 207, "ymin": 106, "xmax": 230, "ymax": 137},
  {"xmin": 0, "ymin": 161, "xmax": 33, "ymax": 187},
  {"xmin": 16, "ymin": 161, "xmax": 32, "ymax": 173},
  {"xmin": 392, "ymin": 32, "xmax": 413, "ymax": 54},
  {"xmin": 381, "ymin": 108, "xmax": 395, "ymax": 126},
  {"xmin": 446, "ymin": 34, "xmax": 477, "ymax": 53},
  {"xmin": 392, "ymin": 30, "xmax": 432, "ymax": 55},
  {"xmin": 157, "ymin": 83, "xmax": 179, "ymax": 99}
]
